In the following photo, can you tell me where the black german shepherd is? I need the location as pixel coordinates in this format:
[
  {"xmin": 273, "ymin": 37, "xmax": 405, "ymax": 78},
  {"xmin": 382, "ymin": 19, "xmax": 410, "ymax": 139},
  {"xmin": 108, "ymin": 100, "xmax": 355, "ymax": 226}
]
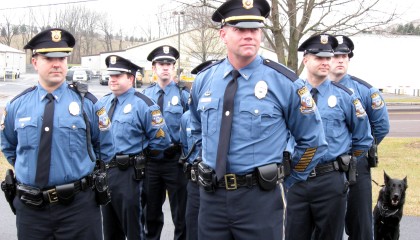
[{"xmin": 373, "ymin": 171, "xmax": 408, "ymax": 240}]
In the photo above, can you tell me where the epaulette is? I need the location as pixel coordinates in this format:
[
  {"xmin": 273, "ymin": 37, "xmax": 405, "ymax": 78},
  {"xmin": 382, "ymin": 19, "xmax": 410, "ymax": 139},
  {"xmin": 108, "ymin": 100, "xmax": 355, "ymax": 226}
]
[
  {"xmin": 103, "ymin": 92, "xmax": 112, "ymax": 97},
  {"xmin": 68, "ymin": 84, "xmax": 97, "ymax": 103},
  {"xmin": 196, "ymin": 59, "xmax": 224, "ymax": 75},
  {"xmin": 147, "ymin": 82, "xmax": 157, "ymax": 88},
  {"xmin": 332, "ymin": 81, "xmax": 352, "ymax": 95},
  {"xmin": 10, "ymin": 86, "xmax": 37, "ymax": 103},
  {"xmin": 263, "ymin": 59, "xmax": 299, "ymax": 82},
  {"xmin": 134, "ymin": 91, "xmax": 154, "ymax": 107},
  {"xmin": 349, "ymin": 75, "xmax": 373, "ymax": 89}
]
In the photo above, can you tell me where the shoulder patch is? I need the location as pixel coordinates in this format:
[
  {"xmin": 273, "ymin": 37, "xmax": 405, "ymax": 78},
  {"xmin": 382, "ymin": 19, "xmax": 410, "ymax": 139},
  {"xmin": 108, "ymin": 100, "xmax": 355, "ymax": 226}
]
[
  {"xmin": 196, "ymin": 59, "xmax": 224, "ymax": 75},
  {"xmin": 349, "ymin": 75, "xmax": 373, "ymax": 89},
  {"xmin": 353, "ymin": 98, "xmax": 367, "ymax": 118},
  {"xmin": 10, "ymin": 86, "xmax": 36, "ymax": 103},
  {"xmin": 331, "ymin": 81, "xmax": 352, "ymax": 95},
  {"xmin": 134, "ymin": 91, "xmax": 154, "ymax": 106},
  {"xmin": 263, "ymin": 59, "xmax": 299, "ymax": 82}
]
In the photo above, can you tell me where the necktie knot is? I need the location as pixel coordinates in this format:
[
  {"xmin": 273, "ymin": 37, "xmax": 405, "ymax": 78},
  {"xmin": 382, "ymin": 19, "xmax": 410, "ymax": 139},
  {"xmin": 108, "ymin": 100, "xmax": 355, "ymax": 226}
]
[
  {"xmin": 46, "ymin": 93, "xmax": 54, "ymax": 102},
  {"xmin": 231, "ymin": 70, "xmax": 240, "ymax": 79}
]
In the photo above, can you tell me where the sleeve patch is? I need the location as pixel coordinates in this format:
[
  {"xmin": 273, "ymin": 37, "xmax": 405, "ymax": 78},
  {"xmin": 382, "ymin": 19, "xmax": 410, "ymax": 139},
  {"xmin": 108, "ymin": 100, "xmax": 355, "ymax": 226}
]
[
  {"xmin": 371, "ymin": 92, "xmax": 385, "ymax": 110},
  {"xmin": 353, "ymin": 99, "xmax": 367, "ymax": 118},
  {"xmin": 156, "ymin": 128, "xmax": 165, "ymax": 138},
  {"xmin": 96, "ymin": 107, "xmax": 111, "ymax": 131},
  {"xmin": 353, "ymin": 150, "xmax": 365, "ymax": 157},
  {"xmin": 298, "ymin": 86, "xmax": 316, "ymax": 114},
  {"xmin": 151, "ymin": 110, "xmax": 164, "ymax": 126},
  {"xmin": 294, "ymin": 148, "xmax": 316, "ymax": 172}
]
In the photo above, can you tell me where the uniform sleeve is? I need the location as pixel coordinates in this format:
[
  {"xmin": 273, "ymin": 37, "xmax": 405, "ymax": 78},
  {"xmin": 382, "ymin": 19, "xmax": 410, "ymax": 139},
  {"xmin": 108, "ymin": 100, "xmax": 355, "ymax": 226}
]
[
  {"xmin": 141, "ymin": 104, "xmax": 171, "ymax": 151},
  {"xmin": 180, "ymin": 112, "xmax": 189, "ymax": 156},
  {"xmin": 189, "ymin": 79, "xmax": 203, "ymax": 159},
  {"xmin": 182, "ymin": 90, "xmax": 190, "ymax": 111},
  {"xmin": 364, "ymin": 88, "xmax": 389, "ymax": 144},
  {"xmin": 91, "ymin": 100, "xmax": 115, "ymax": 161},
  {"xmin": 284, "ymin": 80, "xmax": 328, "ymax": 188},
  {"xmin": 346, "ymin": 94, "xmax": 373, "ymax": 159},
  {"xmin": 0, "ymin": 102, "xmax": 17, "ymax": 165}
]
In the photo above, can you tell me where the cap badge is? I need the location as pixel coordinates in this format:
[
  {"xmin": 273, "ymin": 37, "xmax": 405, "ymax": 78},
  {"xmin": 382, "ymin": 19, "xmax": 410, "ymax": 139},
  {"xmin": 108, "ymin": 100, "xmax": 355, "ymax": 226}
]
[
  {"xmin": 69, "ymin": 101, "xmax": 80, "ymax": 116},
  {"xmin": 336, "ymin": 36, "xmax": 343, "ymax": 44},
  {"xmin": 254, "ymin": 80, "xmax": 268, "ymax": 99},
  {"xmin": 320, "ymin": 35, "xmax": 328, "ymax": 44},
  {"xmin": 243, "ymin": 0, "xmax": 253, "ymax": 9},
  {"xmin": 328, "ymin": 95, "xmax": 337, "ymax": 108},
  {"xmin": 51, "ymin": 30, "xmax": 62, "ymax": 42},
  {"xmin": 110, "ymin": 56, "xmax": 117, "ymax": 64},
  {"xmin": 163, "ymin": 46, "xmax": 169, "ymax": 54}
]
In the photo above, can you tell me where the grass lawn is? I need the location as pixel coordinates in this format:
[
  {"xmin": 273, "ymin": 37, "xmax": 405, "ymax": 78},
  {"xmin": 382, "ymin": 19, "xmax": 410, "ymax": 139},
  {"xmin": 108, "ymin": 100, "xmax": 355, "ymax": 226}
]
[{"xmin": 1, "ymin": 138, "xmax": 419, "ymax": 216}]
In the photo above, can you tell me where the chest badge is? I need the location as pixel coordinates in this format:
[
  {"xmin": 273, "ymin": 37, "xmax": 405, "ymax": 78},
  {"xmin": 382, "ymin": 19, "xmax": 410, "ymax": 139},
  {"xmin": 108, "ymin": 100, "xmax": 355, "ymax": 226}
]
[
  {"xmin": 171, "ymin": 96, "xmax": 179, "ymax": 105},
  {"xmin": 124, "ymin": 104, "xmax": 132, "ymax": 113},
  {"xmin": 328, "ymin": 95, "xmax": 337, "ymax": 108},
  {"xmin": 255, "ymin": 80, "xmax": 268, "ymax": 99},
  {"xmin": 69, "ymin": 102, "xmax": 80, "ymax": 116}
]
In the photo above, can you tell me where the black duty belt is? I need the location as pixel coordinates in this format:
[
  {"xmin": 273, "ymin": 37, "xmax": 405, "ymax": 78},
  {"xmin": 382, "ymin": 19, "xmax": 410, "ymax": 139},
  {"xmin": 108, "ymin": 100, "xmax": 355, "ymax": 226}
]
[
  {"xmin": 146, "ymin": 144, "xmax": 181, "ymax": 160},
  {"xmin": 217, "ymin": 172, "xmax": 258, "ymax": 190},
  {"xmin": 106, "ymin": 154, "xmax": 137, "ymax": 169},
  {"xmin": 309, "ymin": 161, "xmax": 340, "ymax": 178},
  {"xmin": 17, "ymin": 176, "xmax": 93, "ymax": 206}
]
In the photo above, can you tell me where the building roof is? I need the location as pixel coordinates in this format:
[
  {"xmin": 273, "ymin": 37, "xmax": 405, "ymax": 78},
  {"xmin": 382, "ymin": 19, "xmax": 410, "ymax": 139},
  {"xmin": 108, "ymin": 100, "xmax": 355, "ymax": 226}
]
[{"xmin": 0, "ymin": 43, "xmax": 25, "ymax": 54}]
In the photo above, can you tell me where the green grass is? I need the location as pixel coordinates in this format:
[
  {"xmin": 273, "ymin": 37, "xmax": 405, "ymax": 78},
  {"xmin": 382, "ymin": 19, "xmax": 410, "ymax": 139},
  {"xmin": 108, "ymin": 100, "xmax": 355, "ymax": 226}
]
[
  {"xmin": 384, "ymin": 98, "xmax": 420, "ymax": 103},
  {"xmin": 1, "ymin": 138, "xmax": 419, "ymax": 216}
]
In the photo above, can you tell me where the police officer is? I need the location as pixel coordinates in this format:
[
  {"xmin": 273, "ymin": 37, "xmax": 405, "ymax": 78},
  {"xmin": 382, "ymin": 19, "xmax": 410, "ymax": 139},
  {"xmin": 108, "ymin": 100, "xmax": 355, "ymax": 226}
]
[
  {"xmin": 329, "ymin": 35, "xmax": 390, "ymax": 240},
  {"xmin": 0, "ymin": 28, "xmax": 114, "ymax": 239},
  {"xmin": 98, "ymin": 55, "xmax": 171, "ymax": 240},
  {"xmin": 181, "ymin": 60, "xmax": 218, "ymax": 240},
  {"xmin": 285, "ymin": 34, "xmax": 373, "ymax": 240},
  {"xmin": 189, "ymin": 1, "xmax": 328, "ymax": 239},
  {"xmin": 142, "ymin": 45, "xmax": 189, "ymax": 240}
]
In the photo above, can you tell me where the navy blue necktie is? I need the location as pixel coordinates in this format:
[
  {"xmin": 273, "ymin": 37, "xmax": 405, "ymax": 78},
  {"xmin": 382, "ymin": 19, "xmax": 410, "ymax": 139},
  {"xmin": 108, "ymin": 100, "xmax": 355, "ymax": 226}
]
[
  {"xmin": 158, "ymin": 90, "xmax": 164, "ymax": 114},
  {"xmin": 108, "ymin": 97, "xmax": 118, "ymax": 121},
  {"xmin": 35, "ymin": 93, "xmax": 55, "ymax": 187},
  {"xmin": 215, "ymin": 70, "xmax": 240, "ymax": 180},
  {"xmin": 311, "ymin": 88, "xmax": 318, "ymax": 104}
]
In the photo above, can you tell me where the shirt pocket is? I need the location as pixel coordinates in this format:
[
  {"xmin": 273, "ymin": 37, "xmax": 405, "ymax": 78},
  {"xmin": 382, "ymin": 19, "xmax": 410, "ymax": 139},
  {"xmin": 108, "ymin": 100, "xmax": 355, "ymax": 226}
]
[
  {"xmin": 58, "ymin": 117, "xmax": 87, "ymax": 152},
  {"xmin": 166, "ymin": 105, "xmax": 184, "ymax": 130},
  {"xmin": 239, "ymin": 101, "xmax": 276, "ymax": 139},
  {"xmin": 197, "ymin": 98, "xmax": 220, "ymax": 136},
  {"xmin": 114, "ymin": 114, "xmax": 134, "ymax": 139},
  {"xmin": 14, "ymin": 117, "xmax": 38, "ymax": 150},
  {"xmin": 322, "ymin": 114, "xmax": 347, "ymax": 139}
]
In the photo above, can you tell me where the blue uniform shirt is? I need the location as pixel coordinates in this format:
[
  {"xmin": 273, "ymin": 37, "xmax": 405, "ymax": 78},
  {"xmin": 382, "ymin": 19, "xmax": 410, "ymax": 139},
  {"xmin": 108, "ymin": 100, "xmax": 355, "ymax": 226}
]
[
  {"xmin": 1, "ymin": 82, "xmax": 114, "ymax": 187},
  {"xmin": 142, "ymin": 81, "xmax": 189, "ymax": 143},
  {"xmin": 180, "ymin": 110, "xmax": 194, "ymax": 163},
  {"xmin": 189, "ymin": 56, "xmax": 328, "ymax": 187},
  {"xmin": 98, "ymin": 88, "xmax": 171, "ymax": 158},
  {"xmin": 308, "ymin": 80, "xmax": 373, "ymax": 163},
  {"xmin": 338, "ymin": 74, "xmax": 389, "ymax": 144}
]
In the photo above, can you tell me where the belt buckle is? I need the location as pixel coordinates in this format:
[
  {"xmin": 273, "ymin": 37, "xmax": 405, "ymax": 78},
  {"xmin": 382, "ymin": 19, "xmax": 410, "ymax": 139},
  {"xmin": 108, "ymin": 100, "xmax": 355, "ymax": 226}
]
[
  {"xmin": 309, "ymin": 169, "xmax": 316, "ymax": 178},
  {"xmin": 47, "ymin": 189, "xmax": 58, "ymax": 203},
  {"xmin": 224, "ymin": 174, "xmax": 237, "ymax": 190}
]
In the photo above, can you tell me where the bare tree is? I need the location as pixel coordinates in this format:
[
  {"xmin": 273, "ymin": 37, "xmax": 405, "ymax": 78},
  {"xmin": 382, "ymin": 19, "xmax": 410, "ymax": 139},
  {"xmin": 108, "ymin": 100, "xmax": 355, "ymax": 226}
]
[
  {"xmin": 267, "ymin": 0, "xmax": 397, "ymax": 74},
  {"xmin": 98, "ymin": 13, "xmax": 114, "ymax": 52},
  {"xmin": 0, "ymin": 14, "xmax": 18, "ymax": 46}
]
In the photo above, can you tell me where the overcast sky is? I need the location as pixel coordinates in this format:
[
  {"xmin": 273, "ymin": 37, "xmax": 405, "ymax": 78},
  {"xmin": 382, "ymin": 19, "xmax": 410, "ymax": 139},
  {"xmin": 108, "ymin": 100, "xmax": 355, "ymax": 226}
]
[{"xmin": 1, "ymin": 0, "xmax": 420, "ymax": 34}]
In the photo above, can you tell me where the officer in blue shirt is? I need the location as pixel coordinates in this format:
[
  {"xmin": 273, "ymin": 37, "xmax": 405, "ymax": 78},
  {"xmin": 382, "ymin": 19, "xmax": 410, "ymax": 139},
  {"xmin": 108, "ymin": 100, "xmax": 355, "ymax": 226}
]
[
  {"xmin": 285, "ymin": 34, "xmax": 373, "ymax": 240},
  {"xmin": 180, "ymin": 60, "xmax": 218, "ymax": 240},
  {"xmin": 98, "ymin": 55, "xmax": 171, "ymax": 240},
  {"xmin": 330, "ymin": 35, "xmax": 390, "ymax": 240},
  {"xmin": 189, "ymin": 1, "xmax": 328, "ymax": 239},
  {"xmin": 0, "ymin": 28, "xmax": 114, "ymax": 239},
  {"xmin": 142, "ymin": 45, "xmax": 189, "ymax": 240}
]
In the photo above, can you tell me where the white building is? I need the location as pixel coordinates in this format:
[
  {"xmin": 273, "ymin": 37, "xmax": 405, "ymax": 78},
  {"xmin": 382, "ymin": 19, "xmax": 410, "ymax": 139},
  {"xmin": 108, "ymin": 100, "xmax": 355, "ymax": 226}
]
[{"xmin": 0, "ymin": 43, "xmax": 26, "ymax": 74}]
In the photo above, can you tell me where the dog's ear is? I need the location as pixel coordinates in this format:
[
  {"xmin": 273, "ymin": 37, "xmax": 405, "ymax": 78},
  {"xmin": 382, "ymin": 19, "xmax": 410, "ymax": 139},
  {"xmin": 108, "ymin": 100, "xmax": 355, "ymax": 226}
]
[
  {"xmin": 384, "ymin": 171, "xmax": 390, "ymax": 184},
  {"xmin": 404, "ymin": 176, "xmax": 408, "ymax": 188}
]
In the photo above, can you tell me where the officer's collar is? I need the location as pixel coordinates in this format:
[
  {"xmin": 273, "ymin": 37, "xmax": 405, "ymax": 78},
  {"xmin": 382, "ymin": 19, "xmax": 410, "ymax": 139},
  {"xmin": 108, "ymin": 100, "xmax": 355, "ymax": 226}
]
[
  {"xmin": 38, "ymin": 81, "xmax": 66, "ymax": 103},
  {"xmin": 222, "ymin": 55, "xmax": 262, "ymax": 81},
  {"xmin": 113, "ymin": 88, "xmax": 135, "ymax": 104}
]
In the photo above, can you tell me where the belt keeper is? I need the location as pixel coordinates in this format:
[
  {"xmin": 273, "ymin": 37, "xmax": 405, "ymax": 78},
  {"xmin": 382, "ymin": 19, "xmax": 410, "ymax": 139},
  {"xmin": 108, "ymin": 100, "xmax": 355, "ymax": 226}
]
[{"xmin": 245, "ymin": 174, "xmax": 253, "ymax": 188}]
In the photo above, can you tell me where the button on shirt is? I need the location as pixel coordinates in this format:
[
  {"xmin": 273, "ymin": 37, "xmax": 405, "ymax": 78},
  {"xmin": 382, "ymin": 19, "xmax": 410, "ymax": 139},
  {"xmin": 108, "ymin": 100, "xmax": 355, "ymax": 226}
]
[
  {"xmin": 0, "ymin": 82, "xmax": 114, "ymax": 187},
  {"xmin": 98, "ymin": 88, "xmax": 171, "ymax": 158},
  {"xmin": 142, "ymin": 81, "xmax": 189, "ymax": 143},
  {"xmin": 189, "ymin": 56, "xmax": 328, "ymax": 187},
  {"xmin": 307, "ymin": 80, "xmax": 373, "ymax": 163},
  {"xmin": 338, "ymin": 74, "xmax": 389, "ymax": 144}
]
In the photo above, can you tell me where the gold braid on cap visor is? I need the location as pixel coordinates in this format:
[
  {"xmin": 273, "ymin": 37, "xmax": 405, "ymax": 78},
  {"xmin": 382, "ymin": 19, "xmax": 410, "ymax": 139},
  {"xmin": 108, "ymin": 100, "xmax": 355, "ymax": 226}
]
[
  {"xmin": 222, "ymin": 15, "xmax": 265, "ymax": 24},
  {"xmin": 33, "ymin": 47, "xmax": 73, "ymax": 54}
]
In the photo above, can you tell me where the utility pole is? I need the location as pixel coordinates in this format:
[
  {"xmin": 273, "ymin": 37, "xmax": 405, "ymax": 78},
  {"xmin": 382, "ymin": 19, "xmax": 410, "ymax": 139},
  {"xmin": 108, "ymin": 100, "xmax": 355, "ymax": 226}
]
[{"xmin": 173, "ymin": 11, "xmax": 184, "ymax": 79}]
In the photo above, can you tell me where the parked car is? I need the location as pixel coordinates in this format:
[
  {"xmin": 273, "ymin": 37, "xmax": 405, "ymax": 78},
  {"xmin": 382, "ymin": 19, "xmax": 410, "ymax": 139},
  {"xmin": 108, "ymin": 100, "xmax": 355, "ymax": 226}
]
[
  {"xmin": 4, "ymin": 68, "xmax": 20, "ymax": 79},
  {"xmin": 100, "ymin": 72, "xmax": 110, "ymax": 85},
  {"xmin": 72, "ymin": 70, "xmax": 88, "ymax": 82}
]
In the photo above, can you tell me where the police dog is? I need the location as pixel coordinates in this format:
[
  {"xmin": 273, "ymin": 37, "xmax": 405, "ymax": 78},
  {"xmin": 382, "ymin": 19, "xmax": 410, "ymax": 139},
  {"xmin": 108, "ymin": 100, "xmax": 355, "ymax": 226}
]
[{"xmin": 373, "ymin": 171, "xmax": 408, "ymax": 240}]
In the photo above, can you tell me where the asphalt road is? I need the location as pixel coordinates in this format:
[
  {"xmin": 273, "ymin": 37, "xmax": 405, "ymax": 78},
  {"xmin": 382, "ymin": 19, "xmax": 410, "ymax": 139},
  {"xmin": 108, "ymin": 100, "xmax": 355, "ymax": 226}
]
[{"xmin": 1, "ymin": 74, "xmax": 419, "ymax": 239}]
